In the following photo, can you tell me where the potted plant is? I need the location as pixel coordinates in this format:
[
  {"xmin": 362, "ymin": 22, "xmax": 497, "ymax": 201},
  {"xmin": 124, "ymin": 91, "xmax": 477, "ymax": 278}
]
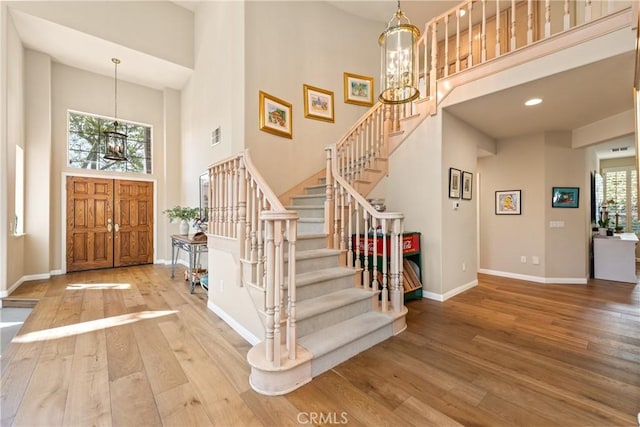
[
  {"xmin": 597, "ymin": 217, "xmax": 610, "ymax": 236},
  {"xmin": 162, "ymin": 206, "xmax": 200, "ymax": 235}
]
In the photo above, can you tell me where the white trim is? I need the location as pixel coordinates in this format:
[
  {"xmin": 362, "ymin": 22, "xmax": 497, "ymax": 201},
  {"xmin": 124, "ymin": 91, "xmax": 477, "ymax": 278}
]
[
  {"xmin": 478, "ymin": 269, "xmax": 588, "ymax": 284},
  {"xmin": 207, "ymin": 300, "xmax": 260, "ymax": 345},
  {"xmin": 421, "ymin": 279, "xmax": 478, "ymax": 302}
]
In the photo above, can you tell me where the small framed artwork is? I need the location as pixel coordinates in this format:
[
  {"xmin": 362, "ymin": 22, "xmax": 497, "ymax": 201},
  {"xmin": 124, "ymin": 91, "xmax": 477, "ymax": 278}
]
[
  {"xmin": 462, "ymin": 171, "xmax": 473, "ymax": 200},
  {"xmin": 496, "ymin": 190, "xmax": 522, "ymax": 215},
  {"xmin": 344, "ymin": 72, "xmax": 374, "ymax": 106},
  {"xmin": 552, "ymin": 187, "xmax": 579, "ymax": 208},
  {"xmin": 449, "ymin": 168, "xmax": 461, "ymax": 199},
  {"xmin": 199, "ymin": 172, "xmax": 209, "ymax": 221},
  {"xmin": 303, "ymin": 84, "xmax": 334, "ymax": 123},
  {"xmin": 259, "ymin": 90, "xmax": 292, "ymax": 139}
]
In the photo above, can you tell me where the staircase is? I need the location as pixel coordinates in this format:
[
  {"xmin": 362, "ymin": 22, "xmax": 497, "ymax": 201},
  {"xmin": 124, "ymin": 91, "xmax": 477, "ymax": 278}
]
[{"xmin": 247, "ymin": 177, "xmax": 406, "ymax": 395}]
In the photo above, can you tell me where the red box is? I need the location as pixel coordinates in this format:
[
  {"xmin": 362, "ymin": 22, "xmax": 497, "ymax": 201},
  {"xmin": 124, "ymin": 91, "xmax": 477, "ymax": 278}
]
[{"xmin": 353, "ymin": 232, "xmax": 420, "ymax": 256}]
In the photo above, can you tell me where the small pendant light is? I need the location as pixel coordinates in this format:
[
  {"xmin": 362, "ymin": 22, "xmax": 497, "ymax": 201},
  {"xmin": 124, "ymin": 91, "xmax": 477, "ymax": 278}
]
[{"xmin": 103, "ymin": 58, "xmax": 128, "ymax": 161}]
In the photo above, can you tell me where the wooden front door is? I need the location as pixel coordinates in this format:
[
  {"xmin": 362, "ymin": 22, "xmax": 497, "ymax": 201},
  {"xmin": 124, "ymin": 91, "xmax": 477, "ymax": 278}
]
[
  {"xmin": 114, "ymin": 180, "xmax": 153, "ymax": 267},
  {"xmin": 66, "ymin": 176, "xmax": 154, "ymax": 272}
]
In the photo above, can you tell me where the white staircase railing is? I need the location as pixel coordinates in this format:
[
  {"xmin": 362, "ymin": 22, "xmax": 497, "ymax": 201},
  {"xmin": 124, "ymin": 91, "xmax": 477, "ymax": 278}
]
[
  {"xmin": 207, "ymin": 149, "xmax": 299, "ymax": 366},
  {"xmin": 325, "ymin": 144, "xmax": 404, "ymax": 313},
  {"xmin": 417, "ymin": 0, "xmax": 632, "ymax": 103}
]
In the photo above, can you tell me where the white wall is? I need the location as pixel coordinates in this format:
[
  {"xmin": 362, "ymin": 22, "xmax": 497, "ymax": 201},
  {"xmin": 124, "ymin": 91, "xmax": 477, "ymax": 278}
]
[
  {"xmin": 544, "ymin": 131, "xmax": 588, "ymax": 280},
  {"xmin": 7, "ymin": 1, "xmax": 194, "ymax": 68},
  {"xmin": 24, "ymin": 49, "xmax": 51, "ymax": 275},
  {"xmin": 50, "ymin": 62, "xmax": 171, "ymax": 271},
  {"xmin": 0, "ymin": 2, "xmax": 7, "ymax": 293},
  {"xmin": 479, "ymin": 134, "xmax": 546, "ymax": 277},
  {"xmin": 441, "ymin": 111, "xmax": 491, "ymax": 296},
  {"xmin": 244, "ymin": 1, "xmax": 382, "ymax": 195},
  {"xmin": 384, "ymin": 115, "xmax": 443, "ymax": 297},
  {"xmin": 4, "ymin": 9, "xmax": 25, "ymax": 294},
  {"xmin": 181, "ymin": 0, "xmax": 245, "ymax": 209}
]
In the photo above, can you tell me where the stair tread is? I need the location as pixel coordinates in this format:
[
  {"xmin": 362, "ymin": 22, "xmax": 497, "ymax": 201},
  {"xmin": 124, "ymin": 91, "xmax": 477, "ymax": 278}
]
[
  {"xmin": 294, "ymin": 248, "xmax": 341, "ymax": 260},
  {"xmin": 286, "ymin": 205, "xmax": 324, "ymax": 210},
  {"xmin": 306, "ymin": 184, "xmax": 325, "ymax": 190},
  {"xmin": 297, "ymin": 233, "xmax": 327, "ymax": 240},
  {"xmin": 294, "ymin": 266, "xmax": 357, "ymax": 287},
  {"xmin": 296, "ymin": 288, "xmax": 373, "ymax": 320},
  {"xmin": 299, "ymin": 311, "xmax": 393, "ymax": 358},
  {"xmin": 292, "ymin": 194, "xmax": 325, "ymax": 199}
]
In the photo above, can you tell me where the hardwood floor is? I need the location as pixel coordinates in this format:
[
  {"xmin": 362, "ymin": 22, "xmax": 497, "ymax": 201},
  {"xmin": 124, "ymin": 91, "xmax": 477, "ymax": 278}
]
[{"xmin": 2, "ymin": 265, "xmax": 639, "ymax": 426}]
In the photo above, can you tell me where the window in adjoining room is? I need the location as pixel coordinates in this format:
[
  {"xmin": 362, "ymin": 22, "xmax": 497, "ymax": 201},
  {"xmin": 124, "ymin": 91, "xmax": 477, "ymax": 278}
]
[
  {"xmin": 67, "ymin": 111, "xmax": 152, "ymax": 174},
  {"xmin": 603, "ymin": 166, "xmax": 639, "ymax": 233}
]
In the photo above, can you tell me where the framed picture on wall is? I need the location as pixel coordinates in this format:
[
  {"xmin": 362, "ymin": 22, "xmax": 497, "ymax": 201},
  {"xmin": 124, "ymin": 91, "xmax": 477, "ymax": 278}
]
[
  {"xmin": 343, "ymin": 72, "xmax": 374, "ymax": 106},
  {"xmin": 495, "ymin": 190, "xmax": 522, "ymax": 215},
  {"xmin": 462, "ymin": 171, "xmax": 473, "ymax": 200},
  {"xmin": 259, "ymin": 90, "xmax": 293, "ymax": 139},
  {"xmin": 552, "ymin": 186, "xmax": 579, "ymax": 208},
  {"xmin": 449, "ymin": 168, "xmax": 461, "ymax": 199},
  {"xmin": 303, "ymin": 84, "xmax": 334, "ymax": 122}
]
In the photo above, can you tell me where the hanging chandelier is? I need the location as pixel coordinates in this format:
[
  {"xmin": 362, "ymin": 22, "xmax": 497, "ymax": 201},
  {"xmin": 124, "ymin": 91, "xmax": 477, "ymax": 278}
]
[
  {"xmin": 103, "ymin": 58, "xmax": 128, "ymax": 162},
  {"xmin": 378, "ymin": 1, "xmax": 420, "ymax": 104}
]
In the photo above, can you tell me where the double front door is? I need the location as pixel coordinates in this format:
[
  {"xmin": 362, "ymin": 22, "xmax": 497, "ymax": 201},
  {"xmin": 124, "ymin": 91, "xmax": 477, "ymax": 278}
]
[{"xmin": 66, "ymin": 176, "xmax": 154, "ymax": 272}]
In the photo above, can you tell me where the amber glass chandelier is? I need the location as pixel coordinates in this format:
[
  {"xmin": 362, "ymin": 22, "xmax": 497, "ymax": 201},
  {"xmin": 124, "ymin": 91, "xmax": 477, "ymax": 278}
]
[
  {"xmin": 378, "ymin": 1, "xmax": 420, "ymax": 104},
  {"xmin": 103, "ymin": 58, "xmax": 128, "ymax": 161}
]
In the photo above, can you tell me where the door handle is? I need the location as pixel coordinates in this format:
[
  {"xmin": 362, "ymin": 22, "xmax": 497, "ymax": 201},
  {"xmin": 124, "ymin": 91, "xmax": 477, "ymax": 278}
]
[
  {"xmin": 115, "ymin": 224, "xmax": 120, "ymax": 232},
  {"xmin": 107, "ymin": 223, "xmax": 112, "ymax": 232}
]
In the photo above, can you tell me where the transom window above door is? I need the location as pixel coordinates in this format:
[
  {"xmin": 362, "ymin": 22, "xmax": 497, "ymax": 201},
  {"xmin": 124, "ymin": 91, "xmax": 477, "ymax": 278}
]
[{"xmin": 67, "ymin": 110, "xmax": 152, "ymax": 174}]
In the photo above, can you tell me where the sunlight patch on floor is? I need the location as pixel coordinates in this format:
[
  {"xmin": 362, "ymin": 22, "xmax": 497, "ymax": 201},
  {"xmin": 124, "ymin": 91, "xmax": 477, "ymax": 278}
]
[
  {"xmin": 12, "ymin": 310, "xmax": 177, "ymax": 344},
  {"xmin": 66, "ymin": 283, "xmax": 132, "ymax": 290}
]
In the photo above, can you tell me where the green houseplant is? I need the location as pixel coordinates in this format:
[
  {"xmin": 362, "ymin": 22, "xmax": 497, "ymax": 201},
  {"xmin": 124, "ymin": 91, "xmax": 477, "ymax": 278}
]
[{"xmin": 163, "ymin": 206, "xmax": 200, "ymax": 235}]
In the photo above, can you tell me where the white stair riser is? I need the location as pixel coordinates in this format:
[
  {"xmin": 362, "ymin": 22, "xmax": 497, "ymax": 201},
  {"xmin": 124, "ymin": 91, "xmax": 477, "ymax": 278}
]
[
  {"xmin": 287, "ymin": 274, "xmax": 356, "ymax": 301},
  {"xmin": 305, "ymin": 185, "xmax": 326, "ymax": 195},
  {"xmin": 296, "ymin": 296, "xmax": 374, "ymax": 337},
  {"xmin": 286, "ymin": 254, "xmax": 340, "ymax": 274},
  {"xmin": 291, "ymin": 196, "xmax": 326, "ymax": 206},
  {"xmin": 293, "ymin": 207, "xmax": 325, "ymax": 219},
  {"xmin": 288, "ymin": 236, "xmax": 327, "ymax": 252},
  {"xmin": 297, "ymin": 221, "xmax": 324, "ymax": 234},
  {"xmin": 309, "ymin": 323, "xmax": 394, "ymax": 377}
]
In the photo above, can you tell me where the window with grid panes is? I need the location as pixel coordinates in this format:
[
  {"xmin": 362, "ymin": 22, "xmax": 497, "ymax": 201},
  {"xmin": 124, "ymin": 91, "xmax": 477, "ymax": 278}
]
[
  {"xmin": 602, "ymin": 167, "xmax": 639, "ymax": 233},
  {"xmin": 67, "ymin": 111, "xmax": 152, "ymax": 174}
]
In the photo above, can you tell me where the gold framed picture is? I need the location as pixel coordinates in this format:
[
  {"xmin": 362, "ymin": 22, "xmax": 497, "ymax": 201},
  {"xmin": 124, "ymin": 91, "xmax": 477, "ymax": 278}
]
[
  {"xmin": 344, "ymin": 72, "xmax": 374, "ymax": 106},
  {"xmin": 259, "ymin": 90, "xmax": 292, "ymax": 139},
  {"xmin": 303, "ymin": 84, "xmax": 334, "ymax": 123}
]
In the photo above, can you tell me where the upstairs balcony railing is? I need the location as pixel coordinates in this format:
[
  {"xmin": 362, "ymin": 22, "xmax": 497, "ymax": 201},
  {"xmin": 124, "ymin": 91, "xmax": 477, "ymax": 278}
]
[{"xmin": 417, "ymin": 0, "xmax": 632, "ymax": 101}]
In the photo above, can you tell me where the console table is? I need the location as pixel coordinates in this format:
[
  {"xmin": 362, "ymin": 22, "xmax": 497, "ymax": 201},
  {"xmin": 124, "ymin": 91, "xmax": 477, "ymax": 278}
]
[
  {"xmin": 170, "ymin": 234, "xmax": 208, "ymax": 293},
  {"xmin": 593, "ymin": 233, "xmax": 638, "ymax": 283}
]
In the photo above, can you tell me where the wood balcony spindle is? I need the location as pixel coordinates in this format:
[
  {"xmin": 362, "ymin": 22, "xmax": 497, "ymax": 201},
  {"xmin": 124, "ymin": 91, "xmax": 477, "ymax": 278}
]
[
  {"xmin": 482, "ymin": 0, "xmax": 487, "ymax": 61},
  {"xmin": 511, "ymin": 0, "xmax": 517, "ymax": 51},
  {"xmin": 264, "ymin": 218, "xmax": 275, "ymax": 363},
  {"xmin": 496, "ymin": 0, "xmax": 502, "ymax": 56},
  {"xmin": 286, "ymin": 218, "xmax": 297, "ymax": 360}
]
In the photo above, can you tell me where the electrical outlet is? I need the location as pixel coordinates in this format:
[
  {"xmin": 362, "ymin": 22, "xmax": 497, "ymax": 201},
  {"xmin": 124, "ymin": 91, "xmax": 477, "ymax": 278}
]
[
  {"xmin": 462, "ymin": 262, "xmax": 466, "ymax": 271},
  {"xmin": 520, "ymin": 256, "xmax": 526, "ymax": 263},
  {"xmin": 532, "ymin": 256, "xmax": 540, "ymax": 265}
]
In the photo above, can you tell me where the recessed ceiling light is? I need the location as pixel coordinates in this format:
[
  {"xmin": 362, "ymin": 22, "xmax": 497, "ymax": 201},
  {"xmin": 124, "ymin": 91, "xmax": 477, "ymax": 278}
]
[{"xmin": 525, "ymin": 98, "xmax": 542, "ymax": 106}]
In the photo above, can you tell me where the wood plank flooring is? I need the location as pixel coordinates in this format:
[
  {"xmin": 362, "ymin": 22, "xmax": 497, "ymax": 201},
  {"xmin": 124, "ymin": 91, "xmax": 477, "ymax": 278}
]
[{"xmin": 2, "ymin": 265, "xmax": 639, "ymax": 426}]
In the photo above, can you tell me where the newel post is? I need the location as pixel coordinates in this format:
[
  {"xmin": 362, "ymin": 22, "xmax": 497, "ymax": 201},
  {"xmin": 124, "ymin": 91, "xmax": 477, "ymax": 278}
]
[{"xmin": 390, "ymin": 218, "xmax": 403, "ymax": 313}]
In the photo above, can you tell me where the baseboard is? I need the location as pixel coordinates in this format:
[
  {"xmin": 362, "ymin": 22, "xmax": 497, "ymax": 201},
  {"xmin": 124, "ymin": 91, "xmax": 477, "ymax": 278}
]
[
  {"xmin": 156, "ymin": 259, "xmax": 188, "ymax": 267},
  {"xmin": 421, "ymin": 279, "xmax": 478, "ymax": 302},
  {"xmin": 207, "ymin": 300, "xmax": 260, "ymax": 345},
  {"xmin": 478, "ymin": 269, "xmax": 587, "ymax": 285}
]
